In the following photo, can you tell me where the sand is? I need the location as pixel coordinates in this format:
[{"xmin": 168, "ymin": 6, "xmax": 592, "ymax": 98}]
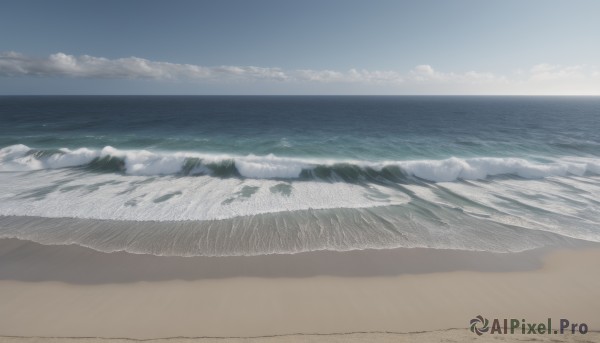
[{"xmin": 0, "ymin": 238, "xmax": 599, "ymax": 342}]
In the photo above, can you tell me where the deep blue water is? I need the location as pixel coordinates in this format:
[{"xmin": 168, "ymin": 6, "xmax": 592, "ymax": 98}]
[{"xmin": 2, "ymin": 96, "xmax": 599, "ymax": 160}]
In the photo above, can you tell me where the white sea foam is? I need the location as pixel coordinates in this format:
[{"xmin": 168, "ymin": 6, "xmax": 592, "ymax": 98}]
[
  {"xmin": 397, "ymin": 157, "xmax": 581, "ymax": 181},
  {"xmin": 100, "ymin": 146, "xmax": 187, "ymax": 175},
  {"xmin": 0, "ymin": 145, "xmax": 100, "ymax": 171},
  {"xmin": 2, "ymin": 144, "xmax": 600, "ymax": 181},
  {"xmin": 0, "ymin": 168, "xmax": 410, "ymax": 221},
  {"xmin": 0, "ymin": 144, "xmax": 30, "ymax": 161},
  {"xmin": 1, "ymin": 143, "xmax": 600, "ymax": 256},
  {"xmin": 234, "ymin": 154, "xmax": 307, "ymax": 178}
]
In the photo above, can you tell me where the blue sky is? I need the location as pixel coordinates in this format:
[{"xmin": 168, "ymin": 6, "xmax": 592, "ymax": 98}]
[{"xmin": 1, "ymin": 0, "xmax": 599, "ymax": 94}]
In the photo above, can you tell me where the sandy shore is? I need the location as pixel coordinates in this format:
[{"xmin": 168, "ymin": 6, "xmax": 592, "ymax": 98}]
[
  {"xmin": 1, "ymin": 329, "xmax": 600, "ymax": 343},
  {"xmin": 0, "ymin": 238, "xmax": 599, "ymax": 342}
]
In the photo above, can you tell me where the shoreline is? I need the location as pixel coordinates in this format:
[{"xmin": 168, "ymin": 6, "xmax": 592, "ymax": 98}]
[
  {"xmin": 2, "ymin": 329, "xmax": 599, "ymax": 343},
  {"xmin": 0, "ymin": 238, "xmax": 599, "ymax": 341},
  {"xmin": 0, "ymin": 237, "xmax": 563, "ymax": 282},
  {"xmin": 0, "ymin": 209, "xmax": 582, "ymax": 257}
]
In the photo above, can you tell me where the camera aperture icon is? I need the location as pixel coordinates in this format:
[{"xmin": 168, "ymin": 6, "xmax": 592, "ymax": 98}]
[{"xmin": 470, "ymin": 315, "xmax": 490, "ymax": 336}]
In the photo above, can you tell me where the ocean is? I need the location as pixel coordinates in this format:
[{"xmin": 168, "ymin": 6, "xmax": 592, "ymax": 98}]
[{"xmin": 1, "ymin": 96, "xmax": 599, "ymax": 256}]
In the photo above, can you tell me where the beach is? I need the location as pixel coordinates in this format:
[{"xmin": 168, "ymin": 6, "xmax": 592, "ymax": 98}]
[
  {"xmin": 2, "ymin": 0, "xmax": 600, "ymax": 340},
  {"xmin": 0, "ymin": 238, "xmax": 598, "ymax": 342},
  {"xmin": 1, "ymin": 97, "xmax": 600, "ymax": 342}
]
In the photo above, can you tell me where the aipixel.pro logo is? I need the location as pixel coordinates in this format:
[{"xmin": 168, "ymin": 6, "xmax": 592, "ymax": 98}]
[{"xmin": 470, "ymin": 316, "xmax": 589, "ymax": 336}]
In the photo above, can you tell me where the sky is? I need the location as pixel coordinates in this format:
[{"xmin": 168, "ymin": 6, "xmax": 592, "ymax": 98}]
[{"xmin": 1, "ymin": 0, "xmax": 599, "ymax": 95}]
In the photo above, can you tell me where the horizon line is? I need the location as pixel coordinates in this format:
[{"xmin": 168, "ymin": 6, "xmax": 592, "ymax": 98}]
[{"xmin": 2, "ymin": 94, "xmax": 600, "ymax": 97}]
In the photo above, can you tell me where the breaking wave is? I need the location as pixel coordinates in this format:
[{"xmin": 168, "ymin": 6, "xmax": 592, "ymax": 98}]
[
  {"xmin": 2, "ymin": 144, "xmax": 600, "ymax": 256},
  {"xmin": 2, "ymin": 144, "xmax": 600, "ymax": 182}
]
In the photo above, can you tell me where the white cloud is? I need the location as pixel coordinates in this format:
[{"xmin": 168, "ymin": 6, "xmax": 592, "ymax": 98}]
[
  {"xmin": 411, "ymin": 64, "xmax": 436, "ymax": 79},
  {"xmin": 0, "ymin": 51, "xmax": 406, "ymax": 85},
  {"xmin": 294, "ymin": 68, "xmax": 402, "ymax": 84},
  {"xmin": 409, "ymin": 64, "xmax": 505, "ymax": 84},
  {"xmin": 1, "ymin": 52, "xmax": 599, "ymax": 94},
  {"xmin": 212, "ymin": 65, "xmax": 287, "ymax": 81},
  {"xmin": 294, "ymin": 69, "xmax": 345, "ymax": 82},
  {"xmin": 529, "ymin": 63, "xmax": 587, "ymax": 81},
  {"xmin": 0, "ymin": 52, "xmax": 282, "ymax": 81},
  {"xmin": 346, "ymin": 69, "xmax": 403, "ymax": 84},
  {"xmin": 512, "ymin": 63, "xmax": 600, "ymax": 95}
]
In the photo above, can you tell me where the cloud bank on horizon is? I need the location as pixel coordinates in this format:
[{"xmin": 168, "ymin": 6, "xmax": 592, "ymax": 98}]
[{"xmin": 1, "ymin": 51, "xmax": 599, "ymax": 95}]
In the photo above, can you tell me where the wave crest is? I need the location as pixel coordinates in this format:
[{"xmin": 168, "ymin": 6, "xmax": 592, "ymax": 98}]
[{"xmin": 1, "ymin": 144, "xmax": 599, "ymax": 182}]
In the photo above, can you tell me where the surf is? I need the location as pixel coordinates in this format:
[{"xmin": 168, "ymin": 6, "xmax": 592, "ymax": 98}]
[{"xmin": 2, "ymin": 144, "xmax": 600, "ymax": 182}]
